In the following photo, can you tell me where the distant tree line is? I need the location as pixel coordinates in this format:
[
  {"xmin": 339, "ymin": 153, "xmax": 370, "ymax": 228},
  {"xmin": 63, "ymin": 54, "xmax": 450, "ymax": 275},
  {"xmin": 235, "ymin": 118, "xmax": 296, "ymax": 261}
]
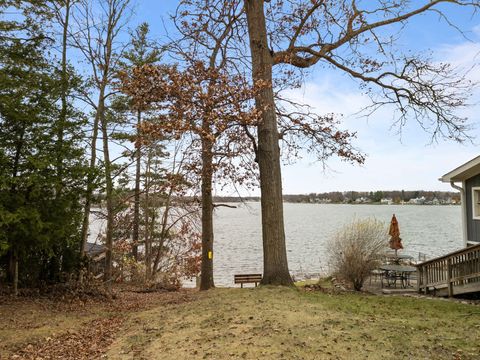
[
  {"xmin": 213, "ymin": 191, "xmax": 460, "ymax": 204},
  {"xmin": 282, "ymin": 191, "xmax": 460, "ymax": 204}
]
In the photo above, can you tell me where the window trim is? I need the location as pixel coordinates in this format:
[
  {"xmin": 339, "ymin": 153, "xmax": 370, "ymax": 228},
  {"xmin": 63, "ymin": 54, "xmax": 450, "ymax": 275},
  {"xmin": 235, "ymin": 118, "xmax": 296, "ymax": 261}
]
[{"xmin": 472, "ymin": 186, "xmax": 480, "ymax": 220}]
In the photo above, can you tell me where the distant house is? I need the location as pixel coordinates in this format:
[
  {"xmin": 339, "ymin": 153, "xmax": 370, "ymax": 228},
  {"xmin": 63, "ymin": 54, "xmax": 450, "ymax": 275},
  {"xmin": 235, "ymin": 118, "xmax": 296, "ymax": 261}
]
[
  {"xmin": 407, "ymin": 196, "xmax": 424, "ymax": 205},
  {"xmin": 354, "ymin": 197, "xmax": 371, "ymax": 204},
  {"xmin": 440, "ymin": 155, "xmax": 480, "ymax": 247}
]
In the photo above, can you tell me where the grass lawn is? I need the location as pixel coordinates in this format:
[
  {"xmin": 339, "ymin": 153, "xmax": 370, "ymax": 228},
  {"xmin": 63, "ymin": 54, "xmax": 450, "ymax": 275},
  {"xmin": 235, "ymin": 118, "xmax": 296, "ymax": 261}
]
[
  {"xmin": 108, "ymin": 286, "xmax": 480, "ymax": 360},
  {"xmin": 2, "ymin": 285, "xmax": 479, "ymax": 359}
]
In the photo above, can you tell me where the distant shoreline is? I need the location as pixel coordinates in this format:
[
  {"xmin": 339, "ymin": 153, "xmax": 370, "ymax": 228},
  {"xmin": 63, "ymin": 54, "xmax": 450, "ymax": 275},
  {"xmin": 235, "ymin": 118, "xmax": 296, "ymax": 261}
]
[
  {"xmin": 216, "ymin": 200, "xmax": 461, "ymax": 206},
  {"xmin": 214, "ymin": 190, "xmax": 460, "ymax": 206},
  {"xmin": 92, "ymin": 190, "xmax": 461, "ymax": 207}
]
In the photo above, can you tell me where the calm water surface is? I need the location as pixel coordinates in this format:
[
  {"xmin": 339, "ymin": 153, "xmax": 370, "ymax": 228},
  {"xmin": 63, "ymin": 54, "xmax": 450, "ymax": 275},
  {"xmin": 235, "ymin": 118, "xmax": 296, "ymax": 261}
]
[
  {"xmin": 212, "ymin": 203, "xmax": 462, "ymax": 286},
  {"xmin": 89, "ymin": 203, "xmax": 463, "ymax": 286}
]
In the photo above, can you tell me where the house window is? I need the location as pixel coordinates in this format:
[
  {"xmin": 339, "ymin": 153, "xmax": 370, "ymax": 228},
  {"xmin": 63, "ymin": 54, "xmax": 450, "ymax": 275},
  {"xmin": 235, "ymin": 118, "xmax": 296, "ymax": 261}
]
[{"xmin": 472, "ymin": 187, "xmax": 480, "ymax": 220}]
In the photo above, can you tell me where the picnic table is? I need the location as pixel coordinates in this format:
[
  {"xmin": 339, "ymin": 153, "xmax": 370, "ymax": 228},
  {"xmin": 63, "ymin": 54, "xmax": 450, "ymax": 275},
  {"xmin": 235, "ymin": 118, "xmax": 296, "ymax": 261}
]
[{"xmin": 380, "ymin": 264, "xmax": 417, "ymax": 288}]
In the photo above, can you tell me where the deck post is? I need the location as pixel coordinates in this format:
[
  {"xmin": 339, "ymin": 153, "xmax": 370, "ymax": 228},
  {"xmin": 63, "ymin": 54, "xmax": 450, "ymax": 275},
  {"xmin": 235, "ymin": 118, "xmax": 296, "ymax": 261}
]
[{"xmin": 447, "ymin": 258, "xmax": 453, "ymax": 297}]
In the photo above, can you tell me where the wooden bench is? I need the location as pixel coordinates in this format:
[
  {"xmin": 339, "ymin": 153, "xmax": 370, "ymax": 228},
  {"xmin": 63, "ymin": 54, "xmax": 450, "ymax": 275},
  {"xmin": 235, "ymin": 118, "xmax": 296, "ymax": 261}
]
[{"xmin": 234, "ymin": 274, "xmax": 262, "ymax": 288}]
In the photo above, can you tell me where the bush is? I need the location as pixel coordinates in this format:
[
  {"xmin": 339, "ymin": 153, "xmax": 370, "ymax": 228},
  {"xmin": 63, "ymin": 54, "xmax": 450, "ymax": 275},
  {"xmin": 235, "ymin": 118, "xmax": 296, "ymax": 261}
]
[{"xmin": 328, "ymin": 218, "xmax": 387, "ymax": 291}]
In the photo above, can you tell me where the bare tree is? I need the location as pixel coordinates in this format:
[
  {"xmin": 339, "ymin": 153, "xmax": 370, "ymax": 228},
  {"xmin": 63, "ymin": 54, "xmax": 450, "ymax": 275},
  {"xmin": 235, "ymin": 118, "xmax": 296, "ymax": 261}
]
[
  {"xmin": 147, "ymin": 140, "xmax": 201, "ymax": 284},
  {"xmin": 107, "ymin": 136, "xmax": 201, "ymax": 286},
  {"xmin": 243, "ymin": 0, "xmax": 478, "ymax": 285},
  {"xmin": 72, "ymin": 0, "xmax": 130, "ymax": 281}
]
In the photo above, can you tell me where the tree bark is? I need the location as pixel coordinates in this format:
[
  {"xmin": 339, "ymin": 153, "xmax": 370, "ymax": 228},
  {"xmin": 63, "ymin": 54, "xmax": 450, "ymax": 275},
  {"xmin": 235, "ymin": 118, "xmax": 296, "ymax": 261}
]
[
  {"xmin": 245, "ymin": 0, "xmax": 293, "ymax": 286},
  {"xmin": 199, "ymin": 133, "xmax": 215, "ymax": 290},
  {"xmin": 132, "ymin": 110, "xmax": 142, "ymax": 260}
]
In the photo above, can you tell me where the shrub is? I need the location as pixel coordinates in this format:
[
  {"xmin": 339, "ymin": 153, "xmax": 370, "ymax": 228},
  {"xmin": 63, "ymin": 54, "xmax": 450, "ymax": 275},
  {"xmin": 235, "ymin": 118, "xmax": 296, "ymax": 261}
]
[{"xmin": 328, "ymin": 218, "xmax": 387, "ymax": 291}]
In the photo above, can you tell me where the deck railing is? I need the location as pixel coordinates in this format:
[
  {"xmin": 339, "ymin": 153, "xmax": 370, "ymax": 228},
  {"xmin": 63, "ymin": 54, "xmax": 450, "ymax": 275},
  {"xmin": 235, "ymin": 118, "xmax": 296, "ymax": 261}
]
[{"xmin": 416, "ymin": 244, "xmax": 480, "ymax": 297}]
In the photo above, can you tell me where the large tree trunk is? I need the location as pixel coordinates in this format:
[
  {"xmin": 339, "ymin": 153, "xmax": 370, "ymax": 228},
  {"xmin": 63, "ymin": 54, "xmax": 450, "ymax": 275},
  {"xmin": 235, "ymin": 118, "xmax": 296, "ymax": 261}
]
[
  {"xmin": 132, "ymin": 110, "xmax": 142, "ymax": 260},
  {"xmin": 245, "ymin": 0, "xmax": 293, "ymax": 286},
  {"xmin": 199, "ymin": 134, "xmax": 215, "ymax": 290}
]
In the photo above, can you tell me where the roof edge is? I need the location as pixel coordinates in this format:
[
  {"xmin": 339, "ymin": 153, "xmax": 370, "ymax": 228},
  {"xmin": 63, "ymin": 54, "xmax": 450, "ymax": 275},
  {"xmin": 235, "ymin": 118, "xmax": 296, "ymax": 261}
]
[{"xmin": 440, "ymin": 155, "xmax": 480, "ymax": 183}]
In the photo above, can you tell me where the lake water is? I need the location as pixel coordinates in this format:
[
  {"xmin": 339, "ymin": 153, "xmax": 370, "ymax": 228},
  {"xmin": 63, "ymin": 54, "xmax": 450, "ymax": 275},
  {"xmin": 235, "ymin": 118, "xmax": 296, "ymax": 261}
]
[
  {"xmin": 89, "ymin": 203, "xmax": 463, "ymax": 287},
  {"xmin": 211, "ymin": 203, "xmax": 462, "ymax": 286}
]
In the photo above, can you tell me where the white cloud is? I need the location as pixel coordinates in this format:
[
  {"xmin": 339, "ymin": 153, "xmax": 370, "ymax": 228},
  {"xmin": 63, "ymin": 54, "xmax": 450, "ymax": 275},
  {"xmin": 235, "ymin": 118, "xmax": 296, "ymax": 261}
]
[
  {"xmin": 437, "ymin": 40, "xmax": 480, "ymax": 82},
  {"xmin": 276, "ymin": 31, "xmax": 480, "ymax": 194},
  {"xmin": 281, "ymin": 142, "xmax": 479, "ymax": 193}
]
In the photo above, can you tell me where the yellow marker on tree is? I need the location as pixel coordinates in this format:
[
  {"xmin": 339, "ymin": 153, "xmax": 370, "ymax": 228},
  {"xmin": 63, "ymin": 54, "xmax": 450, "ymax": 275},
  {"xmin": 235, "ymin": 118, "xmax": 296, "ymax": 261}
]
[{"xmin": 208, "ymin": 251, "xmax": 213, "ymax": 259}]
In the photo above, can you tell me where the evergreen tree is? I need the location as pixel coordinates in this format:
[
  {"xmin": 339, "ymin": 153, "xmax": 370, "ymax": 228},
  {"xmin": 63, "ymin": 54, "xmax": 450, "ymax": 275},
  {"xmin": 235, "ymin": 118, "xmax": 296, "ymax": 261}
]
[{"xmin": 0, "ymin": 0, "xmax": 87, "ymax": 291}]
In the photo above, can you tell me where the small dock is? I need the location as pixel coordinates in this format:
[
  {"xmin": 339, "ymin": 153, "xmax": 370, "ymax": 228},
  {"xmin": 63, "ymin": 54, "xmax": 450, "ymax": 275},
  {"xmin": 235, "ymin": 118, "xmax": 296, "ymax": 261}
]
[{"xmin": 416, "ymin": 244, "xmax": 480, "ymax": 297}]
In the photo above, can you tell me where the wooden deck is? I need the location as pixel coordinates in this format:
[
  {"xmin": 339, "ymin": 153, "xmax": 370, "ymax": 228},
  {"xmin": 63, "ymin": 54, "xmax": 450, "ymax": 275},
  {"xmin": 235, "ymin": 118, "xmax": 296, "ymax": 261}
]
[{"xmin": 416, "ymin": 244, "xmax": 480, "ymax": 297}]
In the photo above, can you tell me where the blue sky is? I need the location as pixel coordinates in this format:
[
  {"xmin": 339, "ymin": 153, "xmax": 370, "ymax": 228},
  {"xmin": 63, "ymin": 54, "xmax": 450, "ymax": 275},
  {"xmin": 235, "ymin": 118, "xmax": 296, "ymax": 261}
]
[{"xmin": 129, "ymin": 1, "xmax": 480, "ymax": 195}]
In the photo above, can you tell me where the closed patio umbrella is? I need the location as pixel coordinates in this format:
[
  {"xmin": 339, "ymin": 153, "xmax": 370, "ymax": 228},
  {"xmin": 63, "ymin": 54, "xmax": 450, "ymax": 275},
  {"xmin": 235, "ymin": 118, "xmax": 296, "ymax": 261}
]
[{"xmin": 388, "ymin": 214, "xmax": 403, "ymax": 257}]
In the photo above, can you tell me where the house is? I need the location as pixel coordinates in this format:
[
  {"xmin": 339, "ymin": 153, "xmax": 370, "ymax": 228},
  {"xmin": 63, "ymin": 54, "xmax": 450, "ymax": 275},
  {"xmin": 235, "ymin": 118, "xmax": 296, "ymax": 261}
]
[
  {"xmin": 415, "ymin": 157, "xmax": 480, "ymax": 297},
  {"xmin": 408, "ymin": 196, "xmax": 426, "ymax": 205},
  {"xmin": 440, "ymin": 155, "xmax": 480, "ymax": 247}
]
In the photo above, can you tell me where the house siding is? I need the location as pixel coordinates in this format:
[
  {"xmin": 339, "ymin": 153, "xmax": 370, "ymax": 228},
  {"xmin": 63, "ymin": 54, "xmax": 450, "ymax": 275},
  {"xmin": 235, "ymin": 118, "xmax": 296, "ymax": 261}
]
[{"xmin": 465, "ymin": 174, "xmax": 480, "ymax": 243}]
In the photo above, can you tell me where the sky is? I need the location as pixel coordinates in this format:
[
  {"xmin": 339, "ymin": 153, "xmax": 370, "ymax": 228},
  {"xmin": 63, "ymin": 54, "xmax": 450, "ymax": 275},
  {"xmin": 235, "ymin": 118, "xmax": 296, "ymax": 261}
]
[{"xmin": 129, "ymin": 1, "xmax": 480, "ymax": 195}]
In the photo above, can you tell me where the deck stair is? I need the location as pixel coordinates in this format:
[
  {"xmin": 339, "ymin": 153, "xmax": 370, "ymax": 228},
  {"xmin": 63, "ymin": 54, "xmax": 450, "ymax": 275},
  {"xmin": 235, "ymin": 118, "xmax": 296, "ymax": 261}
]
[{"xmin": 416, "ymin": 244, "xmax": 480, "ymax": 297}]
